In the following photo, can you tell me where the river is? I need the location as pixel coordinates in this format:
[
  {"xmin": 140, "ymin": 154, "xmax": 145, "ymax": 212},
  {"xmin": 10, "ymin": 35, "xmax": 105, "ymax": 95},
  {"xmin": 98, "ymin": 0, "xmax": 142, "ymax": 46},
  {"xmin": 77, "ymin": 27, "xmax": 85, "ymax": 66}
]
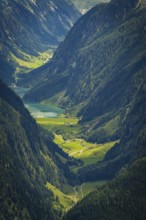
[{"xmin": 11, "ymin": 85, "xmax": 64, "ymax": 118}]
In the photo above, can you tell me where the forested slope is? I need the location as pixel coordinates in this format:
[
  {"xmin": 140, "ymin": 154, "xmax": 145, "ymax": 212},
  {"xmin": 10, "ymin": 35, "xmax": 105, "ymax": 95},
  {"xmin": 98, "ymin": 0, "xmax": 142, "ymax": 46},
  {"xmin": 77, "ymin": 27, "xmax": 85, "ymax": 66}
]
[
  {"xmin": 0, "ymin": 81, "xmax": 72, "ymax": 219},
  {"xmin": 24, "ymin": 0, "xmax": 146, "ymax": 180},
  {"xmin": 0, "ymin": 0, "xmax": 80, "ymax": 84},
  {"xmin": 63, "ymin": 158, "xmax": 146, "ymax": 220}
]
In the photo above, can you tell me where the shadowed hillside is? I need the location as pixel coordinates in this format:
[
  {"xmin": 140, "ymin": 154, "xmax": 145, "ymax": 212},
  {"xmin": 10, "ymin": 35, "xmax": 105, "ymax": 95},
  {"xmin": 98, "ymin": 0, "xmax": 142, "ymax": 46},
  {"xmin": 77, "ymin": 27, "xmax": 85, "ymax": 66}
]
[
  {"xmin": 0, "ymin": 0, "xmax": 80, "ymax": 84},
  {"xmin": 0, "ymin": 80, "xmax": 75, "ymax": 219},
  {"xmin": 23, "ymin": 0, "xmax": 146, "ymax": 180}
]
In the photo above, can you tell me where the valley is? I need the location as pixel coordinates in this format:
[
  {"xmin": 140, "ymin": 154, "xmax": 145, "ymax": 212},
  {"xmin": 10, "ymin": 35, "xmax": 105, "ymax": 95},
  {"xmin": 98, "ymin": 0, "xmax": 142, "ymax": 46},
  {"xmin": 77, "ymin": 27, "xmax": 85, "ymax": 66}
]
[
  {"xmin": 35, "ymin": 117, "xmax": 118, "ymax": 171},
  {"xmin": 0, "ymin": 0, "xmax": 80, "ymax": 85},
  {"xmin": 1, "ymin": 0, "xmax": 146, "ymax": 219},
  {"xmin": 13, "ymin": 86, "xmax": 64, "ymax": 118},
  {"xmin": 12, "ymin": 85, "xmax": 111, "ymax": 212},
  {"xmin": 45, "ymin": 179, "xmax": 107, "ymax": 212},
  {"xmin": 11, "ymin": 49, "xmax": 53, "ymax": 76}
]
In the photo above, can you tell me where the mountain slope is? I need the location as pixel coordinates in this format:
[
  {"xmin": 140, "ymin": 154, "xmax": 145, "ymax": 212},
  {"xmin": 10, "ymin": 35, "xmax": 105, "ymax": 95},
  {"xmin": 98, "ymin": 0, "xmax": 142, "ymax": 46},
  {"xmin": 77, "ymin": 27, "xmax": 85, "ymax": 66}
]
[
  {"xmin": 70, "ymin": 0, "xmax": 110, "ymax": 13},
  {"xmin": 24, "ymin": 0, "xmax": 140, "ymax": 103},
  {"xmin": 63, "ymin": 157, "xmax": 146, "ymax": 220},
  {"xmin": 0, "ymin": 80, "xmax": 73, "ymax": 219},
  {"xmin": 24, "ymin": 0, "xmax": 146, "ymax": 180},
  {"xmin": 0, "ymin": 0, "xmax": 80, "ymax": 84}
]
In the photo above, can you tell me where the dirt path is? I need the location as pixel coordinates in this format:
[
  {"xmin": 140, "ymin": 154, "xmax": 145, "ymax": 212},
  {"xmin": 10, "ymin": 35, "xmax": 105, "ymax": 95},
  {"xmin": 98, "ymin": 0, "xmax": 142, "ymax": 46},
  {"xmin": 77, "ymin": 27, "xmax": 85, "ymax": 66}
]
[
  {"xmin": 80, "ymin": 183, "xmax": 85, "ymax": 199},
  {"xmin": 69, "ymin": 151, "xmax": 79, "ymax": 156},
  {"xmin": 73, "ymin": 186, "xmax": 78, "ymax": 204},
  {"xmin": 69, "ymin": 147, "xmax": 86, "ymax": 157}
]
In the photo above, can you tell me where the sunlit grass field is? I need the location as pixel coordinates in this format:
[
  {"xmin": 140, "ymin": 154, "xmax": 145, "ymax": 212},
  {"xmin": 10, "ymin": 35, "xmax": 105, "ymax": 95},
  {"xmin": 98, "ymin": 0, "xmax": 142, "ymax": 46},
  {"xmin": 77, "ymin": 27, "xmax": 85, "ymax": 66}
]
[
  {"xmin": 45, "ymin": 182, "xmax": 75, "ymax": 211},
  {"xmin": 76, "ymin": 181, "xmax": 107, "ymax": 200},
  {"xmin": 46, "ymin": 181, "xmax": 107, "ymax": 211},
  {"xmin": 36, "ymin": 116, "xmax": 118, "ymax": 172},
  {"xmin": 37, "ymin": 116, "xmax": 111, "ymax": 211},
  {"xmin": 35, "ymin": 117, "xmax": 80, "ymax": 139},
  {"xmin": 54, "ymin": 134, "xmax": 118, "ymax": 171},
  {"xmin": 36, "ymin": 117, "xmax": 78, "ymax": 125},
  {"xmin": 10, "ymin": 49, "xmax": 53, "ymax": 73}
]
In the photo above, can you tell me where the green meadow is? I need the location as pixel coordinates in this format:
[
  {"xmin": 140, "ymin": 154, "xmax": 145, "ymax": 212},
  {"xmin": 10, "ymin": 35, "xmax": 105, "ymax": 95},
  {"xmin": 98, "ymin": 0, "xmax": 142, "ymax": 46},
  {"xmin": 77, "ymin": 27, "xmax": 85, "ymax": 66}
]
[
  {"xmin": 10, "ymin": 49, "xmax": 53, "ymax": 74},
  {"xmin": 45, "ymin": 182, "xmax": 75, "ymax": 211},
  {"xmin": 36, "ymin": 116, "xmax": 114, "ymax": 211},
  {"xmin": 36, "ymin": 117, "xmax": 78, "ymax": 125},
  {"xmin": 46, "ymin": 181, "xmax": 107, "ymax": 212},
  {"xmin": 35, "ymin": 117, "xmax": 80, "ymax": 139},
  {"xmin": 36, "ymin": 116, "xmax": 118, "ymax": 171},
  {"xmin": 54, "ymin": 134, "xmax": 117, "ymax": 172}
]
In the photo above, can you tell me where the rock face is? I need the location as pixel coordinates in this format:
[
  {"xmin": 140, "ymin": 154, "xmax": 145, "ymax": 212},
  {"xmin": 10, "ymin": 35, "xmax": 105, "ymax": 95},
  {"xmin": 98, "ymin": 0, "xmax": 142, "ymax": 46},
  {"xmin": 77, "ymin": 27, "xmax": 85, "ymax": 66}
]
[
  {"xmin": 70, "ymin": 0, "xmax": 110, "ymax": 13},
  {"xmin": 0, "ymin": 0, "xmax": 80, "ymax": 84}
]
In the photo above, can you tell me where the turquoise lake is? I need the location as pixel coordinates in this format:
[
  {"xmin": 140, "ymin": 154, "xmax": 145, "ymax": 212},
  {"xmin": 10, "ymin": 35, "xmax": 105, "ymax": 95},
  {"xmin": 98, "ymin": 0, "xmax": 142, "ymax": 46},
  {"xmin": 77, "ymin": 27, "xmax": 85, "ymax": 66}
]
[{"xmin": 12, "ymin": 86, "xmax": 64, "ymax": 118}]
